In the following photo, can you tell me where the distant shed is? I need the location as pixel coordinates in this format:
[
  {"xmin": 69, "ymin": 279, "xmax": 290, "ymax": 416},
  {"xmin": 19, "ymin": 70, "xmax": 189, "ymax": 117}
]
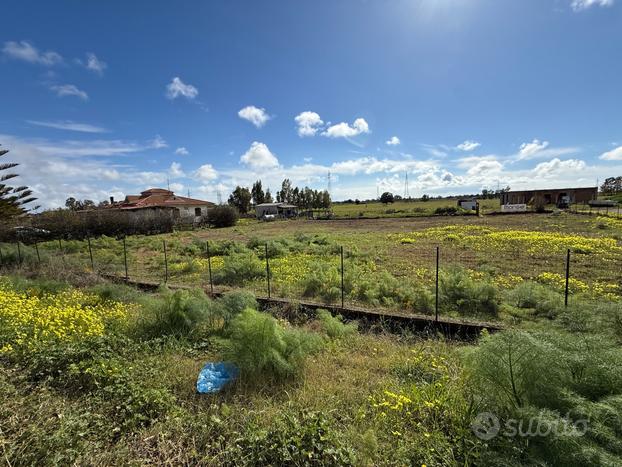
[
  {"xmin": 255, "ymin": 202, "xmax": 298, "ymax": 219},
  {"xmin": 500, "ymin": 187, "xmax": 597, "ymax": 207}
]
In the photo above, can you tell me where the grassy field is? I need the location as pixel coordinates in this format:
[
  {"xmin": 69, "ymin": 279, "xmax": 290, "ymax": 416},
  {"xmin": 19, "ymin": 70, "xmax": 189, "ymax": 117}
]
[
  {"xmin": 2, "ymin": 211, "xmax": 620, "ymax": 323},
  {"xmin": 331, "ymin": 198, "xmax": 501, "ymax": 218},
  {"xmin": 2, "ymin": 211, "xmax": 622, "ymax": 465}
]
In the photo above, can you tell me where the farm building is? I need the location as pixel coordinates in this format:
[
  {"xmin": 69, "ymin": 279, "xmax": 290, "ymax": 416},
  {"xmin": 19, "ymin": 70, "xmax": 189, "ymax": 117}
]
[
  {"xmin": 500, "ymin": 187, "xmax": 597, "ymax": 207},
  {"xmin": 255, "ymin": 202, "xmax": 298, "ymax": 219},
  {"xmin": 114, "ymin": 188, "xmax": 215, "ymax": 224}
]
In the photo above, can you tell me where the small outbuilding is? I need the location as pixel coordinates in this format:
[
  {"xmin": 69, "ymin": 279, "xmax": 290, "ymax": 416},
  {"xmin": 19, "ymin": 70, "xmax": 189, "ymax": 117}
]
[
  {"xmin": 457, "ymin": 199, "xmax": 479, "ymax": 211},
  {"xmin": 255, "ymin": 202, "xmax": 298, "ymax": 219}
]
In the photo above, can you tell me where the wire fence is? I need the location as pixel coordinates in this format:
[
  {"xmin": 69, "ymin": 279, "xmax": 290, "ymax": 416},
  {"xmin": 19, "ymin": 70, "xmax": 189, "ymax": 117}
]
[{"xmin": 2, "ymin": 229, "xmax": 617, "ymax": 324}]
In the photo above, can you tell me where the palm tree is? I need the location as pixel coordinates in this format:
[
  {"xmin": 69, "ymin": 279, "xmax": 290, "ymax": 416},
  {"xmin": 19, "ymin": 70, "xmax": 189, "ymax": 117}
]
[{"xmin": 0, "ymin": 145, "xmax": 37, "ymax": 220}]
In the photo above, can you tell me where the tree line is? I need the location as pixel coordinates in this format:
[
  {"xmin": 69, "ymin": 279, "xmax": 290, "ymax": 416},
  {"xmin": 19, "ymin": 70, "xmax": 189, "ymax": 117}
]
[
  {"xmin": 228, "ymin": 179, "xmax": 331, "ymax": 214},
  {"xmin": 601, "ymin": 177, "xmax": 622, "ymax": 195}
]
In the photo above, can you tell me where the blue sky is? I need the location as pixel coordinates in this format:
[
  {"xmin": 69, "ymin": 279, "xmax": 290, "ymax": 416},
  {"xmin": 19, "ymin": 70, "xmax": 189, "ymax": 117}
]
[{"xmin": 1, "ymin": 0, "xmax": 621, "ymax": 208}]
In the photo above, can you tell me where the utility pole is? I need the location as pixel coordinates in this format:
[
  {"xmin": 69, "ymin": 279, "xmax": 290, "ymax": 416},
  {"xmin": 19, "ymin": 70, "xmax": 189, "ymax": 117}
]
[
  {"xmin": 404, "ymin": 172, "xmax": 410, "ymax": 199},
  {"xmin": 327, "ymin": 171, "xmax": 332, "ymax": 195}
]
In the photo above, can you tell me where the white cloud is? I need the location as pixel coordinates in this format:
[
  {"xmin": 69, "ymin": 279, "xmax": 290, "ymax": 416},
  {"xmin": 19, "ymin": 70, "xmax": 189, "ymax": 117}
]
[
  {"xmin": 467, "ymin": 160, "xmax": 503, "ymax": 176},
  {"xmin": 85, "ymin": 52, "xmax": 106, "ymax": 74},
  {"xmin": 532, "ymin": 158, "xmax": 586, "ymax": 177},
  {"xmin": 518, "ymin": 139, "xmax": 549, "ymax": 159},
  {"xmin": 2, "ymin": 40, "xmax": 62, "ymax": 65},
  {"xmin": 599, "ymin": 145, "xmax": 622, "ymax": 161},
  {"xmin": 386, "ymin": 136, "xmax": 401, "ymax": 146},
  {"xmin": 456, "ymin": 155, "xmax": 499, "ymax": 169},
  {"xmin": 31, "ymin": 138, "xmax": 157, "ymax": 158},
  {"xmin": 169, "ymin": 182, "xmax": 185, "ymax": 193},
  {"xmin": 27, "ymin": 120, "xmax": 107, "ymax": 133},
  {"xmin": 322, "ymin": 118, "xmax": 370, "ymax": 138},
  {"xmin": 149, "ymin": 135, "xmax": 168, "ymax": 149},
  {"xmin": 50, "ymin": 84, "xmax": 88, "ymax": 101},
  {"xmin": 238, "ymin": 105, "xmax": 271, "ymax": 128},
  {"xmin": 571, "ymin": 0, "xmax": 614, "ymax": 11},
  {"xmin": 195, "ymin": 164, "xmax": 219, "ymax": 182},
  {"xmin": 421, "ymin": 144, "xmax": 449, "ymax": 158},
  {"xmin": 295, "ymin": 111, "xmax": 324, "ymax": 137},
  {"xmin": 165, "ymin": 77, "xmax": 198, "ymax": 100},
  {"xmin": 240, "ymin": 141, "xmax": 279, "ymax": 169},
  {"xmin": 175, "ymin": 147, "xmax": 189, "ymax": 156},
  {"xmin": 168, "ymin": 162, "xmax": 185, "ymax": 178},
  {"xmin": 456, "ymin": 140, "xmax": 481, "ymax": 151},
  {"xmin": 515, "ymin": 139, "xmax": 579, "ymax": 161}
]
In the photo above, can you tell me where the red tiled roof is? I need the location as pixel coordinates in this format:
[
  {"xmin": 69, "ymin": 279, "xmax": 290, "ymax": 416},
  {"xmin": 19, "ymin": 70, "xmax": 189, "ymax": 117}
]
[{"xmin": 119, "ymin": 188, "xmax": 215, "ymax": 210}]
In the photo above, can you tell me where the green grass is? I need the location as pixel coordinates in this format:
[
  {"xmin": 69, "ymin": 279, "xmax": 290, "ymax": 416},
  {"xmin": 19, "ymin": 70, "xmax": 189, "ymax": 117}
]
[{"xmin": 3, "ymin": 262, "xmax": 622, "ymax": 465}]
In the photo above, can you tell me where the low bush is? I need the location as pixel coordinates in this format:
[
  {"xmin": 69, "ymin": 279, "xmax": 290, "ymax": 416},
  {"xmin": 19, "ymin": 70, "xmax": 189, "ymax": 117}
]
[
  {"xmin": 213, "ymin": 251, "xmax": 264, "ymax": 286},
  {"xmin": 466, "ymin": 329, "xmax": 622, "ymax": 465},
  {"xmin": 354, "ymin": 270, "xmax": 434, "ymax": 313},
  {"xmin": 208, "ymin": 205, "xmax": 239, "ymax": 228},
  {"xmin": 87, "ymin": 282, "xmax": 142, "ymax": 303},
  {"xmin": 440, "ymin": 268, "xmax": 499, "ymax": 316},
  {"xmin": 222, "ymin": 308, "xmax": 323, "ymax": 382},
  {"xmin": 139, "ymin": 287, "xmax": 212, "ymax": 338},
  {"xmin": 209, "ymin": 290, "xmax": 258, "ymax": 331},
  {"xmin": 231, "ymin": 410, "xmax": 355, "ymax": 465},
  {"xmin": 511, "ymin": 281, "xmax": 562, "ymax": 318},
  {"xmin": 68, "ymin": 357, "xmax": 176, "ymax": 431},
  {"xmin": 301, "ymin": 262, "xmax": 344, "ymax": 303},
  {"xmin": 316, "ymin": 309, "xmax": 358, "ymax": 339}
]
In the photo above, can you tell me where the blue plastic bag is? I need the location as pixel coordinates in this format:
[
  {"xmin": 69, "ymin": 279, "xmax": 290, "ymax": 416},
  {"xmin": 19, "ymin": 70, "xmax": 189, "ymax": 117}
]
[{"xmin": 196, "ymin": 362, "xmax": 239, "ymax": 394}]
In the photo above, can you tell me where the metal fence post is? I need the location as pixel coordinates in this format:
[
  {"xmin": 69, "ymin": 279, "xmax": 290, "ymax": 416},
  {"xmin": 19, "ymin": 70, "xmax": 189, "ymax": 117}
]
[
  {"xmin": 265, "ymin": 243, "xmax": 271, "ymax": 299},
  {"xmin": 435, "ymin": 246, "xmax": 440, "ymax": 322},
  {"xmin": 206, "ymin": 241, "xmax": 214, "ymax": 294},
  {"xmin": 58, "ymin": 238, "xmax": 63, "ymax": 255},
  {"xmin": 564, "ymin": 249, "xmax": 571, "ymax": 308},
  {"xmin": 0, "ymin": 243, "xmax": 3, "ymax": 266},
  {"xmin": 16, "ymin": 241, "xmax": 22, "ymax": 265},
  {"xmin": 34, "ymin": 240, "xmax": 41, "ymax": 264},
  {"xmin": 123, "ymin": 237, "xmax": 129, "ymax": 281},
  {"xmin": 340, "ymin": 245, "xmax": 345, "ymax": 309},
  {"xmin": 87, "ymin": 236, "xmax": 94, "ymax": 271},
  {"xmin": 163, "ymin": 239, "xmax": 168, "ymax": 283}
]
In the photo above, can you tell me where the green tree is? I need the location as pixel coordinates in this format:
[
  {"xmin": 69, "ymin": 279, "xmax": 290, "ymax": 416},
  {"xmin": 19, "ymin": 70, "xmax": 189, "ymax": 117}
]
[
  {"xmin": 264, "ymin": 188, "xmax": 274, "ymax": 203},
  {"xmin": 228, "ymin": 186, "xmax": 252, "ymax": 214},
  {"xmin": 0, "ymin": 145, "xmax": 37, "ymax": 220},
  {"xmin": 380, "ymin": 192, "xmax": 394, "ymax": 204},
  {"xmin": 601, "ymin": 177, "xmax": 622, "ymax": 194},
  {"xmin": 65, "ymin": 197, "xmax": 96, "ymax": 211},
  {"xmin": 251, "ymin": 180, "xmax": 265, "ymax": 205},
  {"xmin": 277, "ymin": 178, "xmax": 293, "ymax": 203}
]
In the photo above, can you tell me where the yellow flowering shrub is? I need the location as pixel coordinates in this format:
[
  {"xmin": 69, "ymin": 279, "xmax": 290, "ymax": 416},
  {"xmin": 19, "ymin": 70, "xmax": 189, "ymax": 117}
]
[
  {"xmin": 398, "ymin": 225, "xmax": 621, "ymax": 256},
  {"xmin": 493, "ymin": 274, "xmax": 524, "ymax": 289},
  {"xmin": 536, "ymin": 272, "xmax": 620, "ymax": 299},
  {"xmin": 169, "ymin": 256, "xmax": 225, "ymax": 274},
  {"xmin": 0, "ymin": 280, "xmax": 131, "ymax": 352}
]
